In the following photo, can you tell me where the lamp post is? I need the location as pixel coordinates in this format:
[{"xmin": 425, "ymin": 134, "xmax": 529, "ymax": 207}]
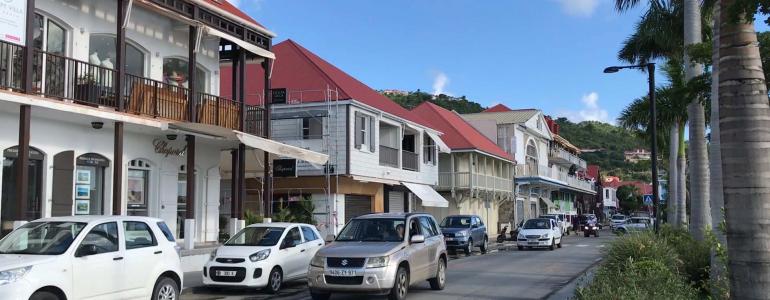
[{"xmin": 604, "ymin": 63, "xmax": 660, "ymax": 234}]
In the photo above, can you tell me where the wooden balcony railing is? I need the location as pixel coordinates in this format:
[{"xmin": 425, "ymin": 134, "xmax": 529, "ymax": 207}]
[
  {"xmin": 0, "ymin": 40, "xmax": 266, "ymax": 137},
  {"xmin": 402, "ymin": 150, "xmax": 419, "ymax": 171},
  {"xmin": 379, "ymin": 145, "xmax": 399, "ymax": 168}
]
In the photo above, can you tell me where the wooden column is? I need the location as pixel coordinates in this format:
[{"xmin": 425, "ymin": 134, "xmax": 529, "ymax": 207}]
[
  {"xmin": 188, "ymin": 25, "xmax": 197, "ymax": 123},
  {"xmin": 16, "ymin": 105, "xmax": 30, "ymax": 221},
  {"xmin": 22, "ymin": 0, "xmax": 35, "ymax": 93},
  {"xmin": 238, "ymin": 144, "xmax": 246, "ymax": 218},
  {"xmin": 262, "ymin": 58, "xmax": 272, "ymax": 218},
  {"xmin": 230, "ymin": 149, "xmax": 239, "ymax": 218},
  {"xmin": 112, "ymin": 122, "xmax": 123, "ymax": 215},
  {"xmin": 185, "ymin": 135, "xmax": 195, "ymax": 219},
  {"xmin": 112, "ymin": 0, "xmax": 126, "ymax": 216}
]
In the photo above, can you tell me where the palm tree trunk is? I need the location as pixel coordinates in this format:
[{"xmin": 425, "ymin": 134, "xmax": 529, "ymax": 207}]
[
  {"xmin": 677, "ymin": 122, "xmax": 687, "ymax": 226},
  {"xmin": 668, "ymin": 124, "xmax": 679, "ymax": 226},
  {"xmin": 719, "ymin": 0, "xmax": 770, "ymax": 297},
  {"xmin": 684, "ymin": 0, "xmax": 711, "ymax": 241},
  {"xmin": 709, "ymin": 4, "xmax": 727, "ymax": 298}
]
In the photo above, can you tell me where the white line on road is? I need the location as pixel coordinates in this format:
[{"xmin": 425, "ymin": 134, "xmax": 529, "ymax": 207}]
[{"xmin": 576, "ymin": 244, "xmax": 588, "ymax": 247}]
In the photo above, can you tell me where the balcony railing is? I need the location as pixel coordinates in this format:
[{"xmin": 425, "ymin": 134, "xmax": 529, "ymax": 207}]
[
  {"xmin": 402, "ymin": 150, "xmax": 419, "ymax": 171},
  {"xmin": 437, "ymin": 171, "xmax": 511, "ymax": 192},
  {"xmin": 515, "ymin": 164, "xmax": 595, "ymax": 192},
  {"xmin": 549, "ymin": 146, "xmax": 587, "ymax": 169},
  {"xmin": 0, "ymin": 40, "xmax": 266, "ymax": 137},
  {"xmin": 379, "ymin": 145, "xmax": 399, "ymax": 168}
]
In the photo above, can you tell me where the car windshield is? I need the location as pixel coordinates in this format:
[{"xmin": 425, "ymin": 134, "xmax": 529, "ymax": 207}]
[
  {"xmin": 0, "ymin": 221, "xmax": 87, "ymax": 255},
  {"xmin": 336, "ymin": 218, "xmax": 406, "ymax": 242},
  {"xmin": 225, "ymin": 227, "xmax": 285, "ymax": 246},
  {"xmin": 523, "ymin": 219, "xmax": 551, "ymax": 229},
  {"xmin": 631, "ymin": 218, "xmax": 650, "ymax": 224},
  {"xmin": 441, "ymin": 217, "xmax": 471, "ymax": 228},
  {"xmin": 612, "ymin": 215, "xmax": 626, "ymax": 220}
]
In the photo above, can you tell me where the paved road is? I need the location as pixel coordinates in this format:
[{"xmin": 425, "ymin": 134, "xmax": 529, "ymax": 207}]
[{"xmin": 182, "ymin": 230, "xmax": 614, "ymax": 300}]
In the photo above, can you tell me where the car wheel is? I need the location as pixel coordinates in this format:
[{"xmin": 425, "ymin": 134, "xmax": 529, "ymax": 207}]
[
  {"xmin": 595, "ymin": 232, "xmax": 599, "ymax": 237},
  {"xmin": 388, "ymin": 266, "xmax": 409, "ymax": 300},
  {"xmin": 465, "ymin": 239, "xmax": 473, "ymax": 256},
  {"xmin": 310, "ymin": 291, "xmax": 331, "ymax": 300},
  {"xmin": 480, "ymin": 237, "xmax": 488, "ymax": 254},
  {"xmin": 30, "ymin": 291, "xmax": 59, "ymax": 300},
  {"xmin": 152, "ymin": 277, "xmax": 179, "ymax": 300},
  {"xmin": 584, "ymin": 232, "xmax": 589, "ymax": 237},
  {"xmin": 264, "ymin": 267, "xmax": 282, "ymax": 294},
  {"xmin": 549, "ymin": 239, "xmax": 555, "ymax": 251},
  {"xmin": 557, "ymin": 238, "xmax": 563, "ymax": 248},
  {"xmin": 428, "ymin": 257, "xmax": 447, "ymax": 290},
  {"xmin": 518, "ymin": 246, "xmax": 524, "ymax": 251}
]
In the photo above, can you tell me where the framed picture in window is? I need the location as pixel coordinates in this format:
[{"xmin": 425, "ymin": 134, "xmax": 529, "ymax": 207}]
[
  {"xmin": 76, "ymin": 170, "xmax": 91, "ymax": 184},
  {"xmin": 127, "ymin": 175, "xmax": 146, "ymax": 207},
  {"xmin": 75, "ymin": 199, "xmax": 90, "ymax": 215},
  {"xmin": 75, "ymin": 184, "xmax": 90, "ymax": 199}
]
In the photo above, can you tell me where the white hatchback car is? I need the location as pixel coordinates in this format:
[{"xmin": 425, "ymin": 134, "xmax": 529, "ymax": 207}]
[
  {"xmin": 203, "ymin": 222, "xmax": 324, "ymax": 293},
  {"xmin": 516, "ymin": 218, "xmax": 563, "ymax": 251},
  {"xmin": 0, "ymin": 216, "xmax": 182, "ymax": 300}
]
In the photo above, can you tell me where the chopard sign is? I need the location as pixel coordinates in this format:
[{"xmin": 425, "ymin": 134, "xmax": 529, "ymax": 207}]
[{"xmin": 153, "ymin": 139, "xmax": 186, "ymax": 157}]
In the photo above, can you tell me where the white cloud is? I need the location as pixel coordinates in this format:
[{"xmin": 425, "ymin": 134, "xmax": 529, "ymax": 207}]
[
  {"xmin": 560, "ymin": 92, "xmax": 612, "ymax": 124},
  {"xmin": 556, "ymin": 0, "xmax": 600, "ymax": 17},
  {"xmin": 432, "ymin": 72, "xmax": 451, "ymax": 96}
]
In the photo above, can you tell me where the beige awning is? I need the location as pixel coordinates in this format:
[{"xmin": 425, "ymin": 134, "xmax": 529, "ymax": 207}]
[
  {"xmin": 234, "ymin": 131, "xmax": 328, "ymax": 165},
  {"xmin": 402, "ymin": 182, "xmax": 449, "ymax": 208},
  {"xmin": 204, "ymin": 26, "xmax": 275, "ymax": 60},
  {"xmin": 426, "ymin": 131, "xmax": 451, "ymax": 153}
]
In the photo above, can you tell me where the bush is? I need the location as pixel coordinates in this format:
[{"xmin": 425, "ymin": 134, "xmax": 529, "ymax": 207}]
[
  {"xmin": 576, "ymin": 258, "xmax": 698, "ymax": 300},
  {"xmin": 659, "ymin": 225, "xmax": 711, "ymax": 291},
  {"xmin": 602, "ymin": 232, "xmax": 681, "ymax": 274}
]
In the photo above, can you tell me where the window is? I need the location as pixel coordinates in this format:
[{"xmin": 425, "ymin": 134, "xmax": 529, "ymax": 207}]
[
  {"xmin": 89, "ymin": 34, "xmax": 145, "ymax": 76},
  {"xmin": 31, "ymin": 14, "xmax": 67, "ymax": 96},
  {"xmin": 127, "ymin": 160, "xmax": 150, "ymax": 216},
  {"xmin": 123, "ymin": 221, "xmax": 157, "ymax": 250},
  {"xmin": 301, "ymin": 226, "xmax": 319, "ymax": 242},
  {"xmin": 156, "ymin": 222, "xmax": 175, "ymax": 242},
  {"xmin": 32, "ymin": 14, "xmax": 66, "ymax": 54},
  {"xmin": 537, "ymin": 119, "xmax": 543, "ymax": 130},
  {"xmin": 419, "ymin": 216, "xmax": 438, "ymax": 237},
  {"xmin": 75, "ymin": 153, "xmax": 109, "ymax": 215},
  {"xmin": 79, "ymin": 222, "xmax": 119, "ymax": 255},
  {"xmin": 302, "ymin": 117, "xmax": 323, "ymax": 140},
  {"xmin": 605, "ymin": 189, "xmax": 610, "ymax": 199},
  {"xmin": 226, "ymin": 227, "xmax": 285, "ymax": 246},
  {"xmin": 1, "ymin": 147, "xmax": 44, "ymax": 236},
  {"xmin": 427, "ymin": 217, "xmax": 440, "ymax": 236},
  {"xmin": 423, "ymin": 134, "xmax": 436, "ymax": 165},
  {"xmin": 354, "ymin": 112, "xmax": 374, "ymax": 151},
  {"xmin": 0, "ymin": 221, "xmax": 86, "ymax": 255},
  {"xmin": 163, "ymin": 57, "xmax": 206, "ymax": 92},
  {"xmin": 282, "ymin": 227, "xmax": 302, "ymax": 248}
]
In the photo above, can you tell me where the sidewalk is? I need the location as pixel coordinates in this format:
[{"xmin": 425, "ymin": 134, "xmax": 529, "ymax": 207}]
[{"xmin": 546, "ymin": 259, "xmax": 601, "ymax": 300}]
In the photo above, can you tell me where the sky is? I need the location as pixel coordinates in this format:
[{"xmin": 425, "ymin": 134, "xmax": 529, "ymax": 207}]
[{"xmin": 226, "ymin": 0, "xmax": 660, "ymax": 124}]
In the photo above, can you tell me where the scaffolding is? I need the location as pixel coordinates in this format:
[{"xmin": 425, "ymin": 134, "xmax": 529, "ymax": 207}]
[{"xmin": 267, "ymin": 86, "xmax": 341, "ymax": 235}]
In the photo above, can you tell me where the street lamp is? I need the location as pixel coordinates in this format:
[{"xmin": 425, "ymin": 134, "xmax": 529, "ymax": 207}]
[{"xmin": 603, "ymin": 63, "xmax": 660, "ymax": 234}]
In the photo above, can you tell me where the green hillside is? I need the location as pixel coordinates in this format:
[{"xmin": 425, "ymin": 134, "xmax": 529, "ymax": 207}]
[{"xmin": 381, "ymin": 90, "xmax": 485, "ymax": 114}]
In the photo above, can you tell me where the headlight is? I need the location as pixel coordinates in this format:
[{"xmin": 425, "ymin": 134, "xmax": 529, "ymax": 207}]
[
  {"xmin": 209, "ymin": 249, "xmax": 218, "ymax": 261},
  {"xmin": 541, "ymin": 233, "xmax": 550, "ymax": 239},
  {"xmin": 249, "ymin": 249, "xmax": 271, "ymax": 262},
  {"xmin": 455, "ymin": 231, "xmax": 468, "ymax": 237},
  {"xmin": 366, "ymin": 256, "xmax": 390, "ymax": 268},
  {"xmin": 517, "ymin": 233, "xmax": 525, "ymax": 239},
  {"xmin": 310, "ymin": 255, "xmax": 325, "ymax": 268},
  {"xmin": 0, "ymin": 266, "xmax": 32, "ymax": 286}
]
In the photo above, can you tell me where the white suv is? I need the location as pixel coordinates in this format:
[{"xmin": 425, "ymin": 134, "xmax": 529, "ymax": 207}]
[{"xmin": 0, "ymin": 216, "xmax": 182, "ymax": 300}]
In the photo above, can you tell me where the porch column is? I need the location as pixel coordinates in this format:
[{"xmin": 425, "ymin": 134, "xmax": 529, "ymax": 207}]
[
  {"xmin": 188, "ymin": 25, "xmax": 198, "ymax": 123},
  {"xmin": 14, "ymin": 105, "xmax": 30, "ymax": 227},
  {"xmin": 184, "ymin": 135, "xmax": 196, "ymax": 249},
  {"xmin": 236, "ymin": 49, "xmax": 247, "ymax": 225},
  {"xmin": 238, "ymin": 144, "xmax": 246, "ymax": 220},
  {"xmin": 112, "ymin": 0, "xmax": 126, "ymax": 215},
  {"xmin": 262, "ymin": 58, "xmax": 273, "ymax": 220},
  {"xmin": 22, "ymin": 0, "xmax": 34, "ymax": 94},
  {"xmin": 112, "ymin": 122, "xmax": 124, "ymax": 215},
  {"xmin": 229, "ymin": 148, "xmax": 240, "ymax": 235}
]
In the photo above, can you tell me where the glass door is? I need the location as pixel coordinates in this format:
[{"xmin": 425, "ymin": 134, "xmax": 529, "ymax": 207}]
[{"xmin": 1, "ymin": 147, "xmax": 44, "ymax": 236}]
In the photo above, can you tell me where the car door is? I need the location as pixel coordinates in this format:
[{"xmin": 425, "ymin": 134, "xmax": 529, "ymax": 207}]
[
  {"xmin": 301, "ymin": 225, "xmax": 324, "ymax": 258},
  {"xmin": 72, "ymin": 221, "xmax": 126, "ymax": 300},
  {"xmin": 407, "ymin": 217, "xmax": 430, "ymax": 282},
  {"xmin": 122, "ymin": 220, "xmax": 162, "ymax": 298},
  {"xmin": 470, "ymin": 217, "xmax": 481, "ymax": 243},
  {"xmin": 477, "ymin": 217, "xmax": 487, "ymax": 242},
  {"xmin": 552, "ymin": 220, "xmax": 562, "ymax": 241},
  {"xmin": 418, "ymin": 216, "xmax": 441, "ymax": 279},
  {"xmin": 279, "ymin": 226, "xmax": 304, "ymax": 279}
]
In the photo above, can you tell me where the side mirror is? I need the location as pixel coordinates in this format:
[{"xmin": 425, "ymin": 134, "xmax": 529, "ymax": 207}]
[
  {"xmin": 76, "ymin": 244, "xmax": 98, "ymax": 257},
  {"xmin": 410, "ymin": 234, "xmax": 425, "ymax": 244},
  {"xmin": 324, "ymin": 234, "xmax": 335, "ymax": 243}
]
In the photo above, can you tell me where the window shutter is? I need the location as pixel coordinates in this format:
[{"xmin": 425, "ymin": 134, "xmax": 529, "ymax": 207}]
[
  {"xmin": 433, "ymin": 147, "xmax": 437, "ymax": 166},
  {"xmin": 369, "ymin": 116, "xmax": 375, "ymax": 152},
  {"xmin": 354, "ymin": 112, "xmax": 362, "ymax": 149}
]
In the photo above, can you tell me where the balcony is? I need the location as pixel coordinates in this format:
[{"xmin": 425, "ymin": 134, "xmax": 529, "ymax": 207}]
[
  {"xmin": 402, "ymin": 150, "xmax": 419, "ymax": 171},
  {"xmin": 515, "ymin": 164, "xmax": 595, "ymax": 192},
  {"xmin": 437, "ymin": 172, "xmax": 512, "ymax": 193},
  {"xmin": 379, "ymin": 145, "xmax": 399, "ymax": 168},
  {"xmin": 0, "ymin": 41, "xmax": 265, "ymax": 136},
  {"xmin": 549, "ymin": 146, "xmax": 587, "ymax": 169}
]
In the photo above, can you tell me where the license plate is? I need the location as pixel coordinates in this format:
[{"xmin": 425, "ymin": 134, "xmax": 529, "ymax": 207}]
[
  {"xmin": 445, "ymin": 237, "xmax": 453, "ymax": 241},
  {"xmin": 528, "ymin": 242, "xmax": 538, "ymax": 245},
  {"xmin": 216, "ymin": 270, "xmax": 237, "ymax": 277},
  {"xmin": 327, "ymin": 269, "xmax": 357, "ymax": 277}
]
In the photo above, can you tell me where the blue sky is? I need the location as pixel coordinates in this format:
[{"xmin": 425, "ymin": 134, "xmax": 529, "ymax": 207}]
[{"xmin": 229, "ymin": 0, "xmax": 659, "ymax": 124}]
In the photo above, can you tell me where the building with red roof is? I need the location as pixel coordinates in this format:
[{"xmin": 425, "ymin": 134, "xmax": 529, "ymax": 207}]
[{"xmin": 483, "ymin": 104, "xmax": 514, "ymax": 113}]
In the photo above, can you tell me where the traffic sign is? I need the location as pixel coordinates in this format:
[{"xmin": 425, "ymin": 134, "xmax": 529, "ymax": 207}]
[{"xmin": 643, "ymin": 194, "xmax": 654, "ymax": 205}]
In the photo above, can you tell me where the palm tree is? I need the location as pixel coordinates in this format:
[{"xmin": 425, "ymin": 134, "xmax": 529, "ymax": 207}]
[
  {"xmin": 718, "ymin": 0, "xmax": 770, "ymax": 296},
  {"xmin": 709, "ymin": 4, "xmax": 727, "ymax": 297}
]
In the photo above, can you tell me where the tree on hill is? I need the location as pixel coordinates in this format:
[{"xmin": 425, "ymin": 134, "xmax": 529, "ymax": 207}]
[{"xmin": 381, "ymin": 90, "xmax": 485, "ymax": 114}]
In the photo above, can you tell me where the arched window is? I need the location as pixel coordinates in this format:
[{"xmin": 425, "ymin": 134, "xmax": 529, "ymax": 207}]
[
  {"xmin": 33, "ymin": 13, "xmax": 66, "ymax": 54},
  {"xmin": 526, "ymin": 140, "xmax": 538, "ymax": 175},
  {"xmin": 75, "ymin": 153, "xmax": 110, "ymax": 215},
  {"xmin": 1, "ymin": 146, "xmax": 45, "ymax": 236},
  {"xmin": 127, "ymin": 159, "xmax": 152, "ymax": 216},
  {"xmin": 163, "ymin": 57, "xmax": 206, "ymax": 92},
  {"xmin": 88, "ymin": 34, "xmax": 146, "ymax": 76}
]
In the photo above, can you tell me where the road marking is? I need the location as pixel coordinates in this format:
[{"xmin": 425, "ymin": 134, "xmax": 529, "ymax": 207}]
[
  {"xmin": 597, "ymin": 245, "xmax": 605, "ymax": 248},
  {"xmin": 595, "ymin": 257, "xmax": 602, "ymax": 262},
  {"xmin": 576, "ymin": 244, "xmax": 588, "ymax": 247}
]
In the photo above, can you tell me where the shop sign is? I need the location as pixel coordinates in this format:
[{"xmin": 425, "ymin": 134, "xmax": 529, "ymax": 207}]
[
  {"xmin": 77, "ymin": 153, "xmax": 110, "ymax": 167},
  {"xmin": 273, "ymin": 158, "xmax": 297, "ymax": 177},
  {"xmin": 0, "ymin": 0, "xmax": 27, "ymax": 45},
  {"xmin": 153, "ymin": 139, "xmax": 186, "ymax": 157},
  {"xmin": 271, "ymin": 88, "xmax": 287, "ymax": 104}
]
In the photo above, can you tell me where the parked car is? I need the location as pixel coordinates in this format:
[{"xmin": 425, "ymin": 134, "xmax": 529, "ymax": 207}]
[
  {"xmin": 512, "ymin": 219, "xmax": 525, "ymax": 237},
  {"xmin": 0, "ymin": 216, "xmax": 182, "ymax": 300},
  {"xmin": 552, "ymin": 213, "xmax": 574, "ymax": 235},
  {"xmin": 204, "ymin": 222, "xmax": 324, "ymax": 293},
  {"xmin": 439, "ymin": 215, "xmax": 488, "ymax": 255},
  {"xmin": 610, "ymin": 214, "xmax": 629, "ymax": 231},
  {"xmin": 615, "ymin": 217, "xmax": 652, "ymax": 234},
  {"xmin": 516, "ymin": 218, "xmax": 563, "ymax": 251},
  {"xmin": 541, "ymin": 214, "xmax": 569, "ymax": 235},
  {"xmin": 307, "ymin": 213, "xmax": 448, "ymax": 300}
]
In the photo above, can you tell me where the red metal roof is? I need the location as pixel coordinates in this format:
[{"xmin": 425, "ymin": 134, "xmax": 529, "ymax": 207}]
[
  {"xmin": 606, "ymin": 180, "xmax": 653, "ymax": 195},
  {"xmin": 220, "ymin": 39, "xmax": 432, "ymax": 127},
  {"xmin": 483, "ymin": 104, "xmax": 513, "ymax": 113},
  {"xmin": 204, "ymin": 0, "xmax": 265, "ymax": 28},
  {"xmin": 412, "ymin": 102, "xmax": 513, "ymax": 161},
  {"xmin": 586, "ymin": 165, "xmax": 601, "ymax": 180}
]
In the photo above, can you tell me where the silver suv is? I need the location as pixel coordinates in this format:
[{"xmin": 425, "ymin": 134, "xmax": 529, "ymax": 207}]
[{"xmin": 307, "ymin": 213, "xmax": 448, "ymax": 300}]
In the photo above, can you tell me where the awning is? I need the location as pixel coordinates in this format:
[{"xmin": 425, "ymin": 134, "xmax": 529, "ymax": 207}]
[
  {"xmin": 402, "ymin": 182, "xmax": 449, "ymax": 208},
  {"xmin": 235, "ymin": 131, "xmax": 328, "ymax": 165},
  {"xmin": 352, "ymin": 176, "xmax": 400, "ymax": 186},
  {"xmin": 539, "ymin": 197, "xmax": 555, "ymax": 208},
  {"xmin": 426, "ymin": 131, "xmax": 451, "ymax": 153},
  {"xmin": 204, "ymin": 26, "xmax": 275, "ymax": 60}
]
